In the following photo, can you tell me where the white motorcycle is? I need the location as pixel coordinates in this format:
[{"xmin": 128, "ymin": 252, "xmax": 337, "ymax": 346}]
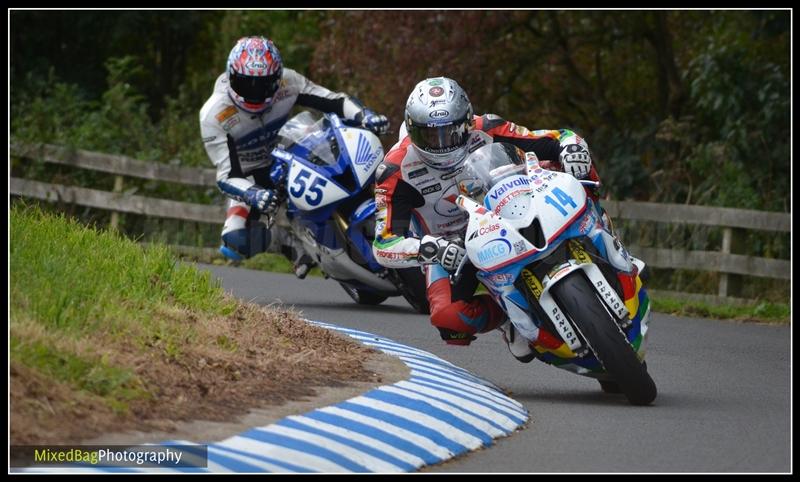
[{"xmin": 452, "ymin": 143, "xmax": 656, "ymax": 405}]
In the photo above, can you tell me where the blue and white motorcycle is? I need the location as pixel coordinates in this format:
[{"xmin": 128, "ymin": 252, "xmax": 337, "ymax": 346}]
[
  {"xmin": 270, "ymin": 112, "xmax": 429, "ymax": 313},
  {"xmin": 452, "ymin": 143, "xmax": 656, "ymax": 405}
]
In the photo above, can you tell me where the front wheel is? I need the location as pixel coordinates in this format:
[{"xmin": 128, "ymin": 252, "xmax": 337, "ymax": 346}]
[
  {"xmin": 551, "ymin": 272, "xmax": 657, "ymax": 406},
  {"xmin": 339, "ymin": 282, "xmax": 388, "ymax": 306},
  {"xmin": 393, "ymin": 268, "xmax": 430, "ymax": 314}
]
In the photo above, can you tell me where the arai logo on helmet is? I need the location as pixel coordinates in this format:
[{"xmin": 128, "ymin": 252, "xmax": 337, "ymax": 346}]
[
  {"xmin": 246, "ymin": 61, "xmax": 268, "ymax": 70},
  {"xmin": 429, "ymin": 110, "xmax": 450, "ymax": 119}
]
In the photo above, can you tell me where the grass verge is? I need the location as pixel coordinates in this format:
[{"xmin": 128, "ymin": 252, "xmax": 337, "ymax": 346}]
[
  {"xmin": 649, "ymin": 296, "xmax": 790, "ymax": 324},
  {"xmin": 162, "ymin": 245, "xmax": 324, "ymax": 278},
  {"xmin": 476, "ymin": 278, "xmax": 788, "ymax": 323},
  {"xmin": 240, "ymin": 252, "xmax": 323, "ymax": 277},
  {"xmin": 10, "ymin": 204, "xmax": 377, "ymax": 444}
]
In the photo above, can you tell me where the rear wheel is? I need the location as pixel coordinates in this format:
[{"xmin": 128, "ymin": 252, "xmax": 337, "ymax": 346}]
[
  {"xmin": 339, "ymin": 282, "xmax": 388, "ymax": 306},
  {"xmin": 551, "ymin": 272, "xmax": 656, "ymax": 406}
]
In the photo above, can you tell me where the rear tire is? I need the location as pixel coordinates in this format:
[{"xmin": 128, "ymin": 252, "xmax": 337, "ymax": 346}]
[
  {"xmin": 551, "ymin": 272, "xmax": 657, "ymax": 406},
  {"xmin": 339, "ymin": 282, "xmax": 388, "ymax": 306}
]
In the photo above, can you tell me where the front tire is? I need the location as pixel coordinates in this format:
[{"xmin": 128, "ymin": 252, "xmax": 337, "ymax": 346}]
[
  {"xmin": 551, "ymin": 272, "xmax": 657, "ymax": 406},
  {"xmin": 339, "ymin": 282, "xmax": 388, "ymax": 306},
  {"xmin": 598, "ymin": 380, "xmax": 623, "ymax": 393},
  {"xmin": 394, "ymin": 268, "xmax": 430, "ymax": 314}
]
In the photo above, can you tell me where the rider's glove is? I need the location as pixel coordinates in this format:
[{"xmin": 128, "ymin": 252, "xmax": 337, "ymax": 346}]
[
  {"xmin": 559, "ymin": 134, "xmax": 592, "ymax": 180},
  {"xmin": 269, "ymin": 158, "xmax": 288, "ymax": 186},
  {"xmin": 243, "ymin": 186, "xmax": 278, "ymax": 213},
  {"xmin": 360, "ymin": 109, "xmax": 390, "ymax": 136},
  {"xmin": 418, "ymin": 235, "xmax": 466, "ymax": 272}
]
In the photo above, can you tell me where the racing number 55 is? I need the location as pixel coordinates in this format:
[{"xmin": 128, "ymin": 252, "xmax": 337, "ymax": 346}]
[{"xmin": 290, "ymin": 169, "xmax": 327, "ymax": 206}]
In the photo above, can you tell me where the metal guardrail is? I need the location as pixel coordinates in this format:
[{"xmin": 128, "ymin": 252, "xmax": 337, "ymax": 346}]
[{"xmin": 10, "ymin": 141, "xmax": 791, "ymax": 304}]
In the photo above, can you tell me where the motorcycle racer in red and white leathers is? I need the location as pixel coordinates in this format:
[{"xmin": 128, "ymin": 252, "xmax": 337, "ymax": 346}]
[
  {"xmin": 372, "ymin": 77, "xmax": 603, "ymax": 361},
  {"xmin": 200, "ymin": 36, "xmax": 389, "ymax": 277}
]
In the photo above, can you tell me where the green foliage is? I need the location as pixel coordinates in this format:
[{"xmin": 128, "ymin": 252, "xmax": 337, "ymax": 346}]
[
  {"xmin": 12, "ymin": 55, "xmax": 207, "ymax": 165},
  {"xmin": 684, "ymin": 13, "xmax": 790, "ymax": 211},
  {"xmin": 10, "ymin": 204, "xmax": 233, "ymax": 336},
  {"xmin": 216, "ymin": 11, "xmax": 324, "ymax": 73},
  {"xmin": 11, "ymin": 52, "xmax": 225, "ymax": 246},
  {"xmin": 11, "ymin": 11, "xmax": 789, "ymax": 213},
  {"xmin": 10, "ymin": 10, "xmax": 222, "ymax": 114}
]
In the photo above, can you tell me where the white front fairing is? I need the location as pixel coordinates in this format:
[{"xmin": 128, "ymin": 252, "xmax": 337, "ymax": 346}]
[
  {"xmin": 338, "ymin": 127, "xmax": 384, "ymax": 188},
  {"xmin": 285, "ymin": 158, "xmax": 350, "ymax": 211},
  {"xmin": 457, "ymin": 195, "xmax": 542, "ymax": 341},
  {"xmin": 458, "ymin": 160, "xmax": 625, "ymax": 348},
  {"xmin": 464, "ymin": 167, "xmax": 588, "ymax": 273},
  {"xmin": 483, "ymin": 169, "xmax": 587, "ymax": 244}
]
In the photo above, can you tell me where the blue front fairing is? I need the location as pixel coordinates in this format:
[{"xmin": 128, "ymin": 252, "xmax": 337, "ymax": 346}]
[
  {"xmin": 281, "ymin": 113, "xmax": 381, "ymax": 271},
  {"xmin": 347, "ymin": 198, "xmax": 382, "ymax": 272},
  {"xmin": 350, "ymin": 198, "xmax": 375, "ymax": 226},
  {"xmin": 280, "ymin": 113, "xmax": 372, "ymax": 200}
]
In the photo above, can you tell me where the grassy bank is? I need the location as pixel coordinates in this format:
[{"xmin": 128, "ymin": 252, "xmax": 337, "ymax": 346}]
[
  {"xmin": 10, "ymin": 204, "xmax": 376, "ymax": 444},
  {"xmin": 241, "ymin": 252, "xmax": 323, "ymax": 277},
  {"xmin": 649, "ymin": 296, "xmax": 790, "ymax": 324}
]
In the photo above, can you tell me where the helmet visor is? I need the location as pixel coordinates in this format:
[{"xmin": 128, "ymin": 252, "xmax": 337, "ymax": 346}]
[
  {"xmin": 230, "ymin": 71, "xmax": 281, "ymax": 105},
  {"xmin": 407, "ymin": 118, "xmax": 470, "ymax": 155}
]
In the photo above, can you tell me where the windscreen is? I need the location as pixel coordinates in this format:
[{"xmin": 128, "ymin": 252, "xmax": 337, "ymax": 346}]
[
  {"xmin": 457, "ymin": 143, "xmax": 526, "ymax": 199},
  {"xmin": 278, "ymin": 111, "xmax": 338, "ymax": 166}
]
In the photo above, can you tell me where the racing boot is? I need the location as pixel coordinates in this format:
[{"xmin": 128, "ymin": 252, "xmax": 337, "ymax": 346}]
[
  {"xmin": 497, "ymin": 319, "xmax": 536, "ymax": 363},
  {"xmin": 220, "ymin": 203, "xmax": 269, "ymax": 263},
  {"xmin": 293, "ymin": 254, "xmax": 315, "ymax": 280}
]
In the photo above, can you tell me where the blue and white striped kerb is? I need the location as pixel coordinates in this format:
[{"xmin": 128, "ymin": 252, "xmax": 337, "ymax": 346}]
[{"xmin": 20, "ymin": 321, "xmax": 528, "ymax": 473}]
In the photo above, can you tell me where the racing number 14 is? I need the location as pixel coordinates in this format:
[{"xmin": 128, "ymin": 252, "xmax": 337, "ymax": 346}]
[{"xmin": 544, "ymin": 187, "xmax": 577, "ymax": 216}]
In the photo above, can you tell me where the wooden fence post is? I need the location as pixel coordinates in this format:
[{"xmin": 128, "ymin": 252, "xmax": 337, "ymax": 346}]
[
  {"xmin": 719, "ymin": 227, "xmax": 745, "ymax": 297},
  {"xmin": 109, "ymin": 175, "xmax": 124, "ymax": 230}
]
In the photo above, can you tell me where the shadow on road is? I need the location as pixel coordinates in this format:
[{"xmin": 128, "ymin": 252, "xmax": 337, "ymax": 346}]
[{"xmin": 509, "ymin": 388, "xmax": 661, "ymax": 407}]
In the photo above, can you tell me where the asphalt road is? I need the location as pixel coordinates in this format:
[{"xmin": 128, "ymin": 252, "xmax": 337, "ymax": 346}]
[{"xmin": 199, "ymin": 263, "xmax": 791, "ymax": 473}]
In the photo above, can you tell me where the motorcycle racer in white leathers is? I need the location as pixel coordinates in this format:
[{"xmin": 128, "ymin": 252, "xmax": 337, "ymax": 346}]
[
  {"xmin": 200, "ymin": 36, "xmax": 389, "ymax": 277},
  {"xmin": 372, "ymin": 76, "xmax": 606, "ymax": 360}
]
